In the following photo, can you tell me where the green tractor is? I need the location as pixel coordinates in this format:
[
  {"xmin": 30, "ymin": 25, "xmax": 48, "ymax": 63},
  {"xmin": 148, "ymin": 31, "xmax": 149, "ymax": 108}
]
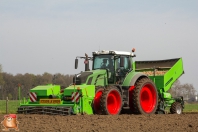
[{"xmin": 18, "ymin": 48, "xmax": 184, "ymax": 115}]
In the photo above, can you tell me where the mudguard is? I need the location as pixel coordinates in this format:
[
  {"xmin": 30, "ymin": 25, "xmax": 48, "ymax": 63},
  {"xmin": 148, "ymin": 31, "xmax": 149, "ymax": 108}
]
[{"xmin": 122, "ymin": 71, "xmax": 148, "ymax": 87}]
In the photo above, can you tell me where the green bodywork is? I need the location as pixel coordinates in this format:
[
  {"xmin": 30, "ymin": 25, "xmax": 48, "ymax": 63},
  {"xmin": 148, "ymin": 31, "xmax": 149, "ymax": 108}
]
[
  {"xmin": 19, "ymin": 52, "xmax": 184, "ymax": 114},
  {"xmin": 134, "ymin": 58, "xmax": 184, "ymax": 92},
  {"xmin": 29, "ymin": 84, "xmax": 61, "ymax": 102},
  {"xmin": 63, "ymin": 85, "xmax": 95, "ymax": 114},
  {"xmin": 122, "ymin": 71, "xmax": 143, "ymax": 86},
  {"xmin": 84, "ymin": 70, "xmax": 108, "ymax": 86},
  {"xmin": 133, "ymin": 58, "xmax": 184, "ymax": 107},
  {"xmin": 20, "ymin": 84, "xmax": 95, "ymax": 115}
]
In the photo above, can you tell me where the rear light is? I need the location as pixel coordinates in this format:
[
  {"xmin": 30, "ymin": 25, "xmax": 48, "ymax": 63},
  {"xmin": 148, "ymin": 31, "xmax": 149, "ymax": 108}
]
[{"xmin": 60, "ymin": 89, "xmax": 64, "ymax": 93}]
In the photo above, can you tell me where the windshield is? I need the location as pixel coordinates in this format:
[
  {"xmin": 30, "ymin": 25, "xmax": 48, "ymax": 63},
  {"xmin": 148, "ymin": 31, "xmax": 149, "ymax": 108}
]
[{"xmin": 93, "ymin": 55, "xmax": 114, "ymax": 70}]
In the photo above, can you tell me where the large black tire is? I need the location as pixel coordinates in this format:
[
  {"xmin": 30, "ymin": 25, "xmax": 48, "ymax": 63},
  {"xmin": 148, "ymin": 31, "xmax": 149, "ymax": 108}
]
[
  {"xmin": 93, "ymin": 86, "xmax": 104, "ymax": 114},
  {"xmin": 170, "ymin": 102, "xmax": 182, "ymax": 114},
  {"xmin": 100, "ymin": 86, "xmax": 122, "ymax": 115},
  {"xmin": 131, "ymin": 77, "xmax": 158, "ymax": 114}
]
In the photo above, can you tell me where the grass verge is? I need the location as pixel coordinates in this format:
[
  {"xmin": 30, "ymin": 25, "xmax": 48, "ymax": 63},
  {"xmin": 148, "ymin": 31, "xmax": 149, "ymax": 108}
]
[{"xmin": 0, "ymin": 100, "xmax": 198, "ymax": 114}]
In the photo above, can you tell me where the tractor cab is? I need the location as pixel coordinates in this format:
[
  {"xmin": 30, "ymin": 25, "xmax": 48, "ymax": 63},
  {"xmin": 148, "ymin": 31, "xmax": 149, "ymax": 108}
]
[
  {"xmin": 92, "ymin": 50, "xmax": 136, "ymax": 84},
  {"xmin": 74, "ymin": 49, "xmax": 136, "ymax": 85}
]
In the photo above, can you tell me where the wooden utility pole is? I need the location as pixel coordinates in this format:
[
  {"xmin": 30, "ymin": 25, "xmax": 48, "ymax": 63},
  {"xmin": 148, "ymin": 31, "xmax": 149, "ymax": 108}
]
[
  {"xmin": 6, "ymin": 97, "xmax": 9, "ymax": 114},
  {"xmin": 18, "ymin": 84, "xmax": 21, "ymax": 103}
]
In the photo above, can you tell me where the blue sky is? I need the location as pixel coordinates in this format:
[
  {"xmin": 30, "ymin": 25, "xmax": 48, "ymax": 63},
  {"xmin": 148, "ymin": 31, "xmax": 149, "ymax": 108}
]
[{"xmin": 1, "ymin": 0, "xmax": 198, "ymax": 91}]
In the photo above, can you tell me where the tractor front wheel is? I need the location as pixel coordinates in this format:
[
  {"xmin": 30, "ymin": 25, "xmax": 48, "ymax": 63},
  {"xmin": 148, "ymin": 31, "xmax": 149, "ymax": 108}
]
[
  {"xmin": 170, "ymin": 102, "xmax": 182, "ymax": 114},
  {"xmin": 100, "ymin": 86, "xmax": 122, "ymax": 115},
  {"xmin": 93, "ymin": 86, "xmax": 104, "ymax": 114}
]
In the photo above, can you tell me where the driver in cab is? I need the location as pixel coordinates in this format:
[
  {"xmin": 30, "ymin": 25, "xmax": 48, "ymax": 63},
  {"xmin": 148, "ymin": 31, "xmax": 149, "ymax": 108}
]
[{"xmin": 101, "ymin": 59, "xmax": 108, "ymax": 69}]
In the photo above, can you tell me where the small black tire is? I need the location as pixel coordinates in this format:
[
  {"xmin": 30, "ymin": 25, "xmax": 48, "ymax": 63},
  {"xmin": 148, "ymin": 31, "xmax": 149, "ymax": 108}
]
[{"xmin": 170, "ymin": 102, "xmax": 183, "ymax": 114}]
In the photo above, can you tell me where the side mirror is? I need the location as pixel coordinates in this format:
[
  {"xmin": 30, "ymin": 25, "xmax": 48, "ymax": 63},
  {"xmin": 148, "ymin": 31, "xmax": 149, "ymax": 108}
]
[
  {"xmin": 120, "ymin": 56, "xmax": 124, "ymax": 67},
  {"xmin": 75, "ymin": 58, "xmax": 78, "ymax": 69}
]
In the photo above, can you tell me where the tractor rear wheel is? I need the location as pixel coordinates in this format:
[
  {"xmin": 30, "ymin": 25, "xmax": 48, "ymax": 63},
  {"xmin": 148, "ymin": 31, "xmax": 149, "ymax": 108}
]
[
  {"xmin": 170, "ymin": 102, "xmax": 182, "ymax": 114},
  {"xmin": 131, "ymin": 77, "xmax": 158, "ymax": 114},
  {"xmin": 93, "ymin": 86, "xmax": 104, "ymax": 114},
  {"xmin": 100, "ymin": 86, "xmax": 122, "ymax": 115}
]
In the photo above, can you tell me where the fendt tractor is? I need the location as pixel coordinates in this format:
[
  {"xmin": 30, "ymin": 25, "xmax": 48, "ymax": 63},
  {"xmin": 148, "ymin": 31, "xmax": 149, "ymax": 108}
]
[{"xmin": 17, "ymin": 48, "xmax": 184, "ymax": 115}]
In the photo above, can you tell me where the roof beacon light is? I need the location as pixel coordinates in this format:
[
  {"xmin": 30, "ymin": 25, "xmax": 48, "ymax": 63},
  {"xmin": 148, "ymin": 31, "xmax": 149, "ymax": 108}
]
[{"xmin": 132, "ymin": 48, "xmax": 135, "ymax": 52}]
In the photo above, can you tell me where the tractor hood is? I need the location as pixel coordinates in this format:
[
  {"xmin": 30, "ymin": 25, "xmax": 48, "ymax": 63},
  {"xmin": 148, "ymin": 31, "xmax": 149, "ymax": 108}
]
[{"xmin": 73, "ymin": 69, "xmax": 107, "ymax": 85}]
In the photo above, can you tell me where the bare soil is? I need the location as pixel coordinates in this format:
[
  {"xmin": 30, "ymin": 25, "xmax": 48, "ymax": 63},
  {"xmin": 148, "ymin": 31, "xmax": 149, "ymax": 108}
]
[{"xmin": 1, "ymin": 114, "xmax": 198, "ymax": 132}]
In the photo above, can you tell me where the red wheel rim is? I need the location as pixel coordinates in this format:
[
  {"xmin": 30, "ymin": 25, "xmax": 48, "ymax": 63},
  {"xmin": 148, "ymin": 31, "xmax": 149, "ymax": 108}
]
[
  {"xmin": 140, "ymin": 84, "xmax": 157, "ymax": 113},
  {"xmin": 94, "ymin": 89, "xmax": 103, "ymax": 113},
  {"xmin": 107, "ymin": 90, "xmax": 121, "ymax": 115}
]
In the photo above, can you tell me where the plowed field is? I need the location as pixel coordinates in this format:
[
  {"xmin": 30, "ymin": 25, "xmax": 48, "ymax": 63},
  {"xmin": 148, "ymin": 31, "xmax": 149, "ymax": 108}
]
[{"xmin": 1, "ymin": 114, "xmax": 198, "ymax": 132}]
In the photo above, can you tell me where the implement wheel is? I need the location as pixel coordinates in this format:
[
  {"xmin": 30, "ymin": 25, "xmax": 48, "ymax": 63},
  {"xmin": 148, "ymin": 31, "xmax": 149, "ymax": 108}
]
[
  {"xmin": 131, "ymin": 77, "xmax": 158, "ymax": 114},
  {"xmin": 93, "ymin": 86, "xmax": 104, "ymax": 114},
  {"xmin": 100, "ymin": 86, "xmax": 122, "ymax": 115},
  {"xmin": 170, "ymin": 102, "xmax": 182, "ymax": 114}
]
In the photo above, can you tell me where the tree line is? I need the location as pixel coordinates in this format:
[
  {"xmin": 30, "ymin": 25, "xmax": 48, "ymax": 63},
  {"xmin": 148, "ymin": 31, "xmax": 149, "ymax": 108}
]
[{"xmin": 0, "ymin": 66, "xmax": 74, "ymax": 100}]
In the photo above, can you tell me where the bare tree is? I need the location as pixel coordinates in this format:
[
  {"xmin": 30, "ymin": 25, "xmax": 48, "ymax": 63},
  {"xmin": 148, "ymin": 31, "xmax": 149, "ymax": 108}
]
[
  {"xmin": 169, "ymin": 80, "xmax": 197, "ymax": 101},
  {"xmin": 169, "ymin": 80, "xmax": 181, "ymax": 97}
]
